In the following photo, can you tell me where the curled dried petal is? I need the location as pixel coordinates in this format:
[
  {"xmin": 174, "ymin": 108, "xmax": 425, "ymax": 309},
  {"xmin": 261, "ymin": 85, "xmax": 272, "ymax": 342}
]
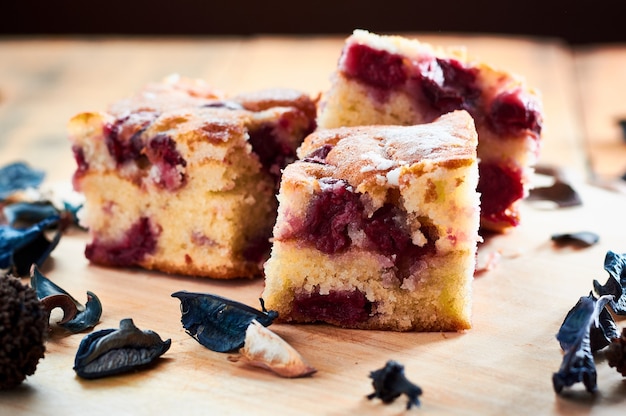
[{"xmin": 30, "ymin": 265, "xmax": 102, "ymax": 332}]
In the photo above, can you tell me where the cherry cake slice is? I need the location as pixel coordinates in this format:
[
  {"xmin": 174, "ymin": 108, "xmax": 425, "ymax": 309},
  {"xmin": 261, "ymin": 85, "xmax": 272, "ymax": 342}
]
[
  {"xmin": 317, "ymin": 30, "xmax": 543, "ymax": 232},
  {"xmin": 262, "ymin": 111, "xmax": 481, "ymax": 331},
  {"xmin": 69, "ymin": 75, "xmax": 316, "ymax": 278}
]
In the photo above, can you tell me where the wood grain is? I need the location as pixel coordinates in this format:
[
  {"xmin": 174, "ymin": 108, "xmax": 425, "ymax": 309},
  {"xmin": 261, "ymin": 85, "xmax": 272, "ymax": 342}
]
[
  {"xmin": 1, "ymin": 34, "xmax": 625, "ymax": 415},
  {"xmin": 574, "ymin": 45, "xmax": 626, "ymax": 181}
]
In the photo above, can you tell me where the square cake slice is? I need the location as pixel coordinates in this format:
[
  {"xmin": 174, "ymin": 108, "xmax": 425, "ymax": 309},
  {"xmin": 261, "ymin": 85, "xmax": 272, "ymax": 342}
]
[
  {"xmin": 317, "ymin": 30, "xmax": 543, "ymax": 232},
  {"xmin": 69, "ymin": 75, "xmax": 316, "ymax": 279},
  {"xmin": 262, "ymin": 110, "xmax": 481, "ymax": 331}
]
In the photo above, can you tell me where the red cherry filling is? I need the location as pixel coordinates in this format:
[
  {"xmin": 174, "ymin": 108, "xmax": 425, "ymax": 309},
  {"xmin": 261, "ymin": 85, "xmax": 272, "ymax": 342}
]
[
  {"xmin": 418, "ymin": 58, "xmax": 480, "ymax": 114},
  {"xmin": 291, "ymin": 289, "xmax": 373, "ymax": 326},
  {"xmin": 71, "ymin": 145, "xmax": 88, "ymax": 189},
  {"xmin": 248, "ymin": 111, "xmax": 315, "ymax": 187},
  {"xmin": 343, "ymin": 43, "xmax": 407, "ymax": 90},
  {"xmin": 362, "ymin": 204, "xmax": 411, "ymax": 257},
  {"xmin": 104, "ymin": 112, "xmax": 156, "ymax": 165},
  {"xmin": 145, "ymin": 134, "xmax": 187, "ymax": 190},
  {"xmin": 85, "ymin": 217, "xmax": 159, "ymax": 267},
  {"xmin": 343, "ymin": 43, "xmax": 542, "ymax": 139},
  {"xmin": 296, "ymin": 181, "xmax": 436, "ymax": 273},
  {"xmin": 477, "ymin": 162, "xmax": 524, "ymax": 227},
  {"xmin": 302, "ymin": 144, "xmax": 334, "ymax": 164},
  {"xmin": 488, "ymin": 90, "xmax": 543, "ymax": 136},
  {"xmin": 303, "ymin": 179, "xmax": 362, "ymax": 254}
]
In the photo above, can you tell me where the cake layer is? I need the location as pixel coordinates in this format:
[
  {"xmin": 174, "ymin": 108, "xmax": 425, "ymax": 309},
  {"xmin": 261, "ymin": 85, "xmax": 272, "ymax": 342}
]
[
  {"xmin": 317, "ymin": 30, "xmax": 543, "ymax": 232},
  {"xmin": 69, "ymin": 75, "xmax": 317, "ymax": 278},
  {"xmin": 262, "ymin": 111, "xmax": 481, "ymax": 331}
]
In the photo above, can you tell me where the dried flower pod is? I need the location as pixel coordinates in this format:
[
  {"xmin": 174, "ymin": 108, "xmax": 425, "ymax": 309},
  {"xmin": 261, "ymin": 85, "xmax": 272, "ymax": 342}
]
[
  {"xmin": 234, "ymin": 320, "xmax": 316, "ymax": 378},
  {"xmin": 606, "ymin": 328, "xmax": 626, "ymax": 376},
  {"xmin": 30, "ymin": 265, "xmax": 102, "ymax": 332},
  {"xmin": 73, "ymin": 318, "xmax": 171, "ymax": 379},
  {"xmin": 367, "ymin": 360, "xmax": 422, "ymax": 409},
  {"xmin": 171, "ymin": 291, "xmax": 278, "ymax": 353},
  {"xmin": 0, "ymin": 274, "xmax": 47, "ymax": 389}
]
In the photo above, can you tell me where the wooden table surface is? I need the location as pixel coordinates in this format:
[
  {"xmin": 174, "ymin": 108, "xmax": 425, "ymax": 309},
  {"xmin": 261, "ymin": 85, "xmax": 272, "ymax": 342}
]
[{"xmin": 1, "ymin": 33, "xmax": 626, "ymax": 415}]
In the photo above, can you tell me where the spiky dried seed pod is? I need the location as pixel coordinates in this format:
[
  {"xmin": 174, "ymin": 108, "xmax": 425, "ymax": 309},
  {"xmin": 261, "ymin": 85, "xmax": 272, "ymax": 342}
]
[
  {"xmin": 606, "ymin": 328, "xmax": 626, "ymax": 377},
  {"xmin": 0, "ymin": 274, "xmax": 47, "ymax": 389}
]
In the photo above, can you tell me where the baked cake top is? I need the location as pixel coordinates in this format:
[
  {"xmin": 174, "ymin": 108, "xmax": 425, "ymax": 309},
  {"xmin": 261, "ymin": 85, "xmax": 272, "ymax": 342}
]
[
  {"xmin": 69, "ymin": 75, "xmax": 317, "ymax": 192},
  {"xmin": 293, "ymin": 110, "xmax": 477, "ymax": 210}
]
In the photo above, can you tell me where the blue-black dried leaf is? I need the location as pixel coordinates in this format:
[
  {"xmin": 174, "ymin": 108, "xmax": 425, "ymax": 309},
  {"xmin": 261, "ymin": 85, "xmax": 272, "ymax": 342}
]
[
  {"xmin": 30, "ymin": 265, "xmax": 102, "ymax": 332},
  {"xmin": 171, "ymin": 291, "xmax": 278, "ymax": 353},
  {"xmin": 73, "ymin": 318, "xmax": 171, "ymax": 379},
  {"xmin": 553, "ymin": 294, "xmax": 613, "ymax": 394},
  {"xmin": 367, "ymin": 360, "xmax": 422, "ymax": 410},
  {"xmin": 0, "ymin": 215, "xmax": 60, "ymax": 275},
  {"xmin": 593, "ymin": 251, "xmax": 626, "ymax": 315},
  {"xmin": 3, "ymin": 202, "xmax": 59, "ymax": 227},
  {"xmin": 0, "ymin": 161, "xmax": 45, "ymax": 200},
  {"xmin": 551, "ymin": 231, "xmax": 600, "ymax": 248},
  {"xmin": 527, "ymin": 165, "xmax": 582, "ymax": 208}
]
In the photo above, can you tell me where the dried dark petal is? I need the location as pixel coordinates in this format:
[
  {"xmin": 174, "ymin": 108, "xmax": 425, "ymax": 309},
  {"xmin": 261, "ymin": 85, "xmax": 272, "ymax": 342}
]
[
  {"xmin": 171, "ymin": 291, "xmax": 278, "ymax": 353},
  {"xmin": 552, "ymin": 294, "xmax": 612, "ymax": 394},
  {"xmin": 528, "ymin": 165, "xmax": 582, "ymax": 207},
  {"xmin": 551, "ymin": 231, "xmax": 600, "ymax": 248},
  {"xmin": 30, "ymin": 265, "xmax": 102, "ymax": 332},
  {"xmin": 0, "ymin": 215, "xmax": 60, "ymax": 275},
  {"xmin": 73, "ymin": 318, "xmax": 171, "ymax": 379},
  {"xmin": 0, "ymin": 162, "xmax": 45, "ymax": 200},
  {"xmin": 527, "ymin": 181, "xmax": 582, "ymax": 207},
  {"xmin": 593, "ymin": 251, "xmax": 626, "ymax": 315},
  {"xmin": 367, "ymin": 360, "xmax": 422, "ymax": 409}
]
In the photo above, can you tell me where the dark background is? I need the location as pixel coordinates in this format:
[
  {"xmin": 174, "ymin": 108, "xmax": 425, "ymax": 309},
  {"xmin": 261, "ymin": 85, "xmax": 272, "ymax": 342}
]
[{"xmin": 4, "ymin": 0, "xmax": 626, "ymax": 45}]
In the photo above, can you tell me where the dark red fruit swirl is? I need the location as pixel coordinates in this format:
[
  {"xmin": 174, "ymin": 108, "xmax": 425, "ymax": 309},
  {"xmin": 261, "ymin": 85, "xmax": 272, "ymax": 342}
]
[
  {"xmin": 146, "ymin": 134, "xmax": 187, "ymax": 189},
  {"xmin": 362, "ymin": 204, "xmax": 411, "ymax": 256},
  {"xmin": 103, "ymin": 112, "xmax": 156, "ymax": 165},
  {"xmin": 292, "ymin": 289, "xmax": 373, "ymax": 326},
  {"xmin": 85, "ymin": 217, "xmax": 159, "ymax": 267},
  {"xmin": 419, "ymin": 58, "xmax": 480, "ymax": 114},
  {"xmin": 477, "ymin": 162, "xmax": 524, "ymax": 227},
  {"xmin": 343, "ymin": 43, "xmax": 407, "ymax": 89},
  {"xmin": 302, "ymin": 144, "xmax": 334, "ymax": 164},
  {"xmin": 303, "ymin": 179, "xmax": 363, "ymax": 254},
  {"xmin": 488, "ymin": 90, "xmax": 543, "ymax": 136}
]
